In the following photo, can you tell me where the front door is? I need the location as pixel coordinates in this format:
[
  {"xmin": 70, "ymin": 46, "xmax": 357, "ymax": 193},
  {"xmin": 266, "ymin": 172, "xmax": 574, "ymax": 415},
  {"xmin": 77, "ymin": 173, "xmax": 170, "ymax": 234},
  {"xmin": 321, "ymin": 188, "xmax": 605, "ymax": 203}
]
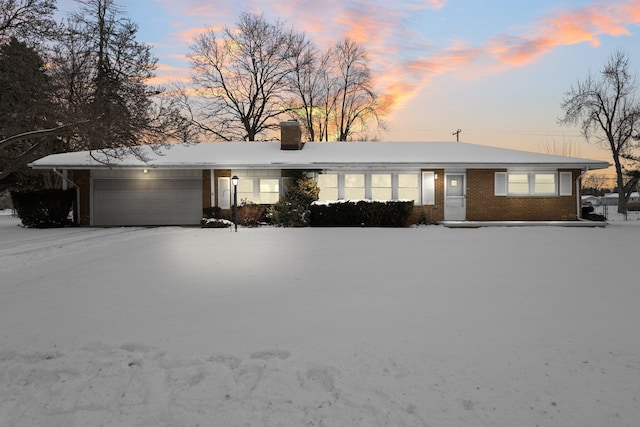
[{"xmin": 444, "ymin": 173, "xmax": 466, "ymax": 221}]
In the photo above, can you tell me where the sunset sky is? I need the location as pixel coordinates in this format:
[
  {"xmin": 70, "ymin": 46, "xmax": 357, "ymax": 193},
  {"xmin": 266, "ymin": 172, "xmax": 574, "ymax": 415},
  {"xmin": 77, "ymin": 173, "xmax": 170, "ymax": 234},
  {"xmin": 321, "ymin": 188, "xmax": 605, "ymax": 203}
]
[{"xmin": 56, "ymin": 0, "xmax": 640, "ymax": 168}]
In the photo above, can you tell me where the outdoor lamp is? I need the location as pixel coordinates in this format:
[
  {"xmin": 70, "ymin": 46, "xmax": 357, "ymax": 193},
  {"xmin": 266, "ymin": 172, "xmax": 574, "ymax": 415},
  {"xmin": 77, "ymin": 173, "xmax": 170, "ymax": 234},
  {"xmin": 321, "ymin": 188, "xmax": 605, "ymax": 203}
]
[{"xmin": 231, "ymin": 176, "xmax": 238, "ymax": 232}]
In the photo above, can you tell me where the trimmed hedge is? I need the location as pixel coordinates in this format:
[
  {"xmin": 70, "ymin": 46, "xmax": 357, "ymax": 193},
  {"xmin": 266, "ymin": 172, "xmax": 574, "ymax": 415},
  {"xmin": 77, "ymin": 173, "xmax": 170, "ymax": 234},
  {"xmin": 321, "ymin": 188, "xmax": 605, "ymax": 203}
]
[
  {"xmin": 309, "ymin": 200, "xmax": 414, "ymax": 227},
  {"xmin": 11, "ymin": 189, "xmax": 75, "ymax": 228}
]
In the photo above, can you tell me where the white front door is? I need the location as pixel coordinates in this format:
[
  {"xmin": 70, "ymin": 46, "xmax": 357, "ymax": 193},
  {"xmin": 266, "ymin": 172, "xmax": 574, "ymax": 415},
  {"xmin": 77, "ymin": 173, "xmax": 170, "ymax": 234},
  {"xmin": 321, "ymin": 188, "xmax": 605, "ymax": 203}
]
[{"xmin": 444, "ymin": 173, "xmax": 466, "ymax": 221}]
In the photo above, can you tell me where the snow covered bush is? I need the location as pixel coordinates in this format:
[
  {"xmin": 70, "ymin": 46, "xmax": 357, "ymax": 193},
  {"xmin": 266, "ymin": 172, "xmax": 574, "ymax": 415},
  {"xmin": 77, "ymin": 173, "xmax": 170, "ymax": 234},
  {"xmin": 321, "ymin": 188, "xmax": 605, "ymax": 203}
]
[{"xmin": 309, "ymin": 200, "xmax": 414, "ymax": 227}]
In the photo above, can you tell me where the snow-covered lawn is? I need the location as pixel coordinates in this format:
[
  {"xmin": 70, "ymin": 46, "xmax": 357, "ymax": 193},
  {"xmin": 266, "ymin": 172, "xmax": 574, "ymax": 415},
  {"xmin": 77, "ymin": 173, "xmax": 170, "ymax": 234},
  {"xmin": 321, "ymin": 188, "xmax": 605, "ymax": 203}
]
[{"xmin": 1, "ymin": 212, "xmax": 639, "ymax": 426}]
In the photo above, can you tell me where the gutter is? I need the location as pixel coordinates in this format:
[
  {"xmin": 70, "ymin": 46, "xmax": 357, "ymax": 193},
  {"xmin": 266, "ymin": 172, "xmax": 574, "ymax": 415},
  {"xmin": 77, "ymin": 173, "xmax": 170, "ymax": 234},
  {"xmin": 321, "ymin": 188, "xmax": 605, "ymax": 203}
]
[{"xmin": 576, "ymin": 168, "xmax": 589, "ymax": 220}]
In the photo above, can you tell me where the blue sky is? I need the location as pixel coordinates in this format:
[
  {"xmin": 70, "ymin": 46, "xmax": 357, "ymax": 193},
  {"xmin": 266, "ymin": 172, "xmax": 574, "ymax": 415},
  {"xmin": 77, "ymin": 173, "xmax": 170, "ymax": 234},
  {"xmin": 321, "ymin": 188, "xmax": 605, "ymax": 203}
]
[{"xmin": 55, "ymin": 0, "xmax": 640, "ymax": 167}]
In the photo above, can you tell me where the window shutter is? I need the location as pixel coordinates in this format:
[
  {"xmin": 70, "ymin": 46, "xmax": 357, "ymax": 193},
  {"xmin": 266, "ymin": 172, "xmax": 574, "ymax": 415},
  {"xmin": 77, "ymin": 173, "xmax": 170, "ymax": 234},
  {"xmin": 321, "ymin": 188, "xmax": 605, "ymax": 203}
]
[
  {"xmin": 494, "ymin": 172, "xmax": 507, "ymax": 196},
  {"xmin": 422, "ymin": 171, "xmax": 435, "ymax": 205},
  {"xmin": 559, "ymin": 172, "xmax": 572, "ymax": 196}
]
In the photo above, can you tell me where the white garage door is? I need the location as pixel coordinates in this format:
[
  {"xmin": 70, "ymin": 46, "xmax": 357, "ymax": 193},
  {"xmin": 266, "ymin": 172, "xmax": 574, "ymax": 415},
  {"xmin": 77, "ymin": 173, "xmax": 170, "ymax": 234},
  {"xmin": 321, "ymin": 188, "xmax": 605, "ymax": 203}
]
[{"xmin": 92, "ymin": 171, "xmax": 202, "ymax": 226}]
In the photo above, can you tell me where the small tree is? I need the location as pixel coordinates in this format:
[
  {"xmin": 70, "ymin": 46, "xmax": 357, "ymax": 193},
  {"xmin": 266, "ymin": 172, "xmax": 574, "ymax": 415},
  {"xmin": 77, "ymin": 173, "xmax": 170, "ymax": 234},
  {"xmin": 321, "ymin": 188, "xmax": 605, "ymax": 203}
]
[
  {"xmin": 560, "ymin": 50, "xmax": 640, "ymax": 214},
  {"xmin": 267, "ymin": 171, "xmax": 319, "ymax": 227}
]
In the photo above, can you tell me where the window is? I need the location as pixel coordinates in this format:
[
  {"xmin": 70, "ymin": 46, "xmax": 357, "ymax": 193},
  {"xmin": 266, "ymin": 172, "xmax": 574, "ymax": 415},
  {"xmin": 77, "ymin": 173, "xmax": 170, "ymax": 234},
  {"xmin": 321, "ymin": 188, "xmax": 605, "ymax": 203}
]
[
  {"xmin": 508, "ymin": 173, "xmax": 529, "ymax": 194},
  {"xmin": 317, "ymin": 174, "xmax": 338, "ymax": 201},
  {"xmin": 259, "ymin": 178, "xmax": 280, "ymax": 204},
  {"xmin": 345, "ymin": 173, "xmax": 365, "ymax": 200},
  {"xmin": 237, "ymin": 179, "xmax": 254, "ymax": 203},
  {"xmin": 371, "ymin": 173, "xmax": 392, "ymax": 200},
  {"xmin": 534, "ymin": 173, "xmax": 556, "ymax": 194},
  {"xmin": 398, "ymin": 173, "xmax": 419, "ymax": 201},
  {"xmin": 496, "ymin": 171, "xmax": 560, "ymax": 196},
  {"xmin": 316, "ymin": 171, "xmax": 422, "ymax": 203},
  {"xmin": 231, "ymin": 170, "xmax": 281, "ymax": 204}
]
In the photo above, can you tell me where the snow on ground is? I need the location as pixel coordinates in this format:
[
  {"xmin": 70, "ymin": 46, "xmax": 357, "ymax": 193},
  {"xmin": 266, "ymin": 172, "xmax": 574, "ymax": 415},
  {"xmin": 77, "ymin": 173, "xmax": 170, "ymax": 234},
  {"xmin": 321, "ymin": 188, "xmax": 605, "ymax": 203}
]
[{"xmin": 1, "ymin": 211, "xmax": 639, "ymax": 426}]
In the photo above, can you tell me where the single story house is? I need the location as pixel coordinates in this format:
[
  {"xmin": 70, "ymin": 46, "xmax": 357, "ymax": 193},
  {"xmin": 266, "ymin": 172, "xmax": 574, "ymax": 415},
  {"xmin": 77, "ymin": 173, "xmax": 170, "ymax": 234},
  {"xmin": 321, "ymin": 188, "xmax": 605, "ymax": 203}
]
[{"xmin": 29, "ymin": 121, "xmax": 609, "ymax": 226}]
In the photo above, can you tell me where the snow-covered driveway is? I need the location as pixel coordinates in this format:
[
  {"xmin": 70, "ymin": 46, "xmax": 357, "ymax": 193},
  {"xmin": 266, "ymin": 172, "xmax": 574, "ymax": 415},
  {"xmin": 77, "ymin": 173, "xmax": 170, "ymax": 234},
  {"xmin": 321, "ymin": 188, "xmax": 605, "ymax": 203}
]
[{"xmin": 1, "ymin": 213, "xmax": 639, "ymax": 426}]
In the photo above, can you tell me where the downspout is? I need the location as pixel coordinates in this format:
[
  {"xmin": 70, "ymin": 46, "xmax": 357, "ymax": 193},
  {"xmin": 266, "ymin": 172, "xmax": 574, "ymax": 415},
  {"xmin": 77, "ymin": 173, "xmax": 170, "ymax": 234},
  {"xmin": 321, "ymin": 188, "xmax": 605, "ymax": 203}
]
[
  {"xmin": 576, "ymin": 168, "xmax": 589, "ymax": 220},
  {"xmin": 53, "ymin": 168, "xmax": 80, "ymax": 225}
]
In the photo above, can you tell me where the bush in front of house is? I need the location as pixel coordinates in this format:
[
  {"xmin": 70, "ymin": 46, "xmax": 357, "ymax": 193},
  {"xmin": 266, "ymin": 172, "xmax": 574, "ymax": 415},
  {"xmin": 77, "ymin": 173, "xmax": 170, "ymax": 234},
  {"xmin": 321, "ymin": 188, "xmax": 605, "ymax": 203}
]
[
  {"xmin": 628, "ymin": 201, "xmax": 640, "ymax": 211},
  {"xmin": 267, "ymin": 171, "xmax": 319, "ymax": 227},
  {"xmin": 309, "ymin": 200, "xmax": 414, "ymax": 227},
  {"xmin": 11, "ymin": 189, "xmax": 75, "ymax": 228},
  {"xmin": 238, "ymin": 202, "xmax": 268, "ymax": 227}
]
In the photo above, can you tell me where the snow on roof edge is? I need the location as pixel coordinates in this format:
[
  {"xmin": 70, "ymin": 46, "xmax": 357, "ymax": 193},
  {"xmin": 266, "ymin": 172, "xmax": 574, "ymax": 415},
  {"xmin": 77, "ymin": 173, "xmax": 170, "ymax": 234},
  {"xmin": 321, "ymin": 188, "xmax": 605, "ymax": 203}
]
[{"xmin": 29, "ymin": 141, "xmax": 611, "ymax": 171}]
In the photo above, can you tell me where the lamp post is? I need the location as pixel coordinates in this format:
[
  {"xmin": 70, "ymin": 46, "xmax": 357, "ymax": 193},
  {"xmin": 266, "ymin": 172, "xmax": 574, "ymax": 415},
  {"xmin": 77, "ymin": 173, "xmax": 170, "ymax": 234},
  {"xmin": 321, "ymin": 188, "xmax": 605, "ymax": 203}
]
[{"xmin": 231, "ymin": 175, "xmax": 238, "ymax": 232}]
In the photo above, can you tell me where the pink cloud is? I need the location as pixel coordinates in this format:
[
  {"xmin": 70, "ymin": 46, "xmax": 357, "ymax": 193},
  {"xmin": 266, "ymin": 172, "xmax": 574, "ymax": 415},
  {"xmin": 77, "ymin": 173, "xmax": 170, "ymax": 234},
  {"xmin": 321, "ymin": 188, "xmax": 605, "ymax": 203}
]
[
  {"xmin": 365, "ymin": 0, "xmax": 640, "ymax": 112},
  {"xmin": 148, "ymin": 0, "xmax": 640, "ymax": 119},
  {"xmin": 425, "ymin": 0, "xmax": 447, "ymax": 9},
  {"xmin": 489, "ymin": 1, "xmax": 637, "ymax": 66}
]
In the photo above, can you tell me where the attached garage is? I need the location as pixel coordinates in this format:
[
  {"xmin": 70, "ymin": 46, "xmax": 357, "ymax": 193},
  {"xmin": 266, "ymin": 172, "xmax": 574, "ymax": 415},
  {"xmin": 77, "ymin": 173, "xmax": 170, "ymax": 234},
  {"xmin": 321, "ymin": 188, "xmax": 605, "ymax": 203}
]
[{"xmin": 91, "ymin": 169, "xmax": 202, "ymax": 226}]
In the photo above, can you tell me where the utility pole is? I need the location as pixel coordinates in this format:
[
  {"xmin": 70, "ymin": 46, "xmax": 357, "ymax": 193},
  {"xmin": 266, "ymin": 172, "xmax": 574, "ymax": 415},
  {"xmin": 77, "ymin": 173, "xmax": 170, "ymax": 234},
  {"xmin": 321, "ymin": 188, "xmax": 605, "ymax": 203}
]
[{"xmin": 452, "ymin": 129, "xmax": 462, "ymax": 141}]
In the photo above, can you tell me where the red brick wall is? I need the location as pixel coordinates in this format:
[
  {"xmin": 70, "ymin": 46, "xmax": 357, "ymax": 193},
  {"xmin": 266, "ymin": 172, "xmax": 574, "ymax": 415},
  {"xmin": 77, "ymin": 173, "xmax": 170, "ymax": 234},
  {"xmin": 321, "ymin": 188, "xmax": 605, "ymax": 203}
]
[
  {"xmin": 466, "ymin": 169, "xmax": 580, "ymax": 221},
  {"xmin": 72, "ymin": 170, "xmax": 91, "ymax": 226},
  {"xmin": 202, "ymin": 170, "xmax": 211, "ymax": 209}
]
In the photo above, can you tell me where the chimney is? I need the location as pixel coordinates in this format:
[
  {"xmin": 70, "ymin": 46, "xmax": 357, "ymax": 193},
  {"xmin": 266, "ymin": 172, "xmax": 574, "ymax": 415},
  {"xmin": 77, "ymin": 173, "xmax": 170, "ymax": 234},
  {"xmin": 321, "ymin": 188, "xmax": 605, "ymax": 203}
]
[{"xmin": 280, "ymin": 120, "xmax": 303, "ymax": 150}]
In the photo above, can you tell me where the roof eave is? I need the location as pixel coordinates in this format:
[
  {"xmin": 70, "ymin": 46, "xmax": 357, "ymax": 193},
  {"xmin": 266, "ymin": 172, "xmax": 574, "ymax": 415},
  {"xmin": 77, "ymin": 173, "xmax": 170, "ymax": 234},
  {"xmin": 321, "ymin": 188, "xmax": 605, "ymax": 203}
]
[{"xmin": 29, "ymin": 161, "xmax": 611, "ymax": 171}]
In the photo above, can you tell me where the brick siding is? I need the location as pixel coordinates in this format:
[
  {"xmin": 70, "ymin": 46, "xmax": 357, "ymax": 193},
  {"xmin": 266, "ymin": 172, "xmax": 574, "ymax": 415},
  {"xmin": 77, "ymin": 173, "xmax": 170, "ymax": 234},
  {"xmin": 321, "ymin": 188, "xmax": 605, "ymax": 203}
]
[
  {"xmin": 466, "ymin": 169, "xmax": 580, "ymax": 221},
  {"xmin": 72, "ymin": 170, "xmax": 91, "ymax": 226},
  {"xmin": 202, "ymin": 170, "xmax": 211, "ymax": 209}
]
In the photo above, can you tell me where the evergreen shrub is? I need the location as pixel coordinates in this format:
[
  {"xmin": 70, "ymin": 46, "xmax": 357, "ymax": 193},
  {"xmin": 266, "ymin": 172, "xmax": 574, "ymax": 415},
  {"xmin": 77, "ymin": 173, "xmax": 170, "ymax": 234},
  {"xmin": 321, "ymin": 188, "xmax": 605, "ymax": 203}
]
[
  {"xmin": 309, "ymin": 200, "xmax": 414, "ymax": 227},
  {"xmin": 11, "ymin": 189, "xmax": 75, "ymax": 228},
  {"xmin": 267, "ymin": 171, "xmax": 319, "ymax": 227}
]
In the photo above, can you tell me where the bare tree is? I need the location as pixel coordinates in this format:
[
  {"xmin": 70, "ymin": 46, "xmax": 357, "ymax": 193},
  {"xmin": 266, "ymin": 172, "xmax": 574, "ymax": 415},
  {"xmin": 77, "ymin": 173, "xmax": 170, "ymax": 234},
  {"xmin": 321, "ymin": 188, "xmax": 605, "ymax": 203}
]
[
  {"xmin": 0, "ymin": 38, "xmax": 61, "ymax": 185},
  {"xmin": 330, "ymin": 38, "xmax": 382, "ymax": 141},
  {"xmin": 582, "ymin": 174, "xmax": 614, "ymax": 195},
  {"xmin": 560, "ymin": 50, "xmax": 640, "ymax": 214},
  {"xmin": 286, "ymin": 38, "xmax": 384, "ymax": 142},
  {"xmin": 0, "ymin": 0, "xmax": 181, "ymax": 185},
  {"xmin": 70, "ymin": 0, "xmax": 158, "ymax": 150},
  {"xmin": 188, "ymin": 13, "xmax": 307, "ymax": 141},
  {"xmin": 286, "ymin": 43, "xmax": 332, "ymax": 142},
  {"xmin": 0, "ymin": 0, "xmax": 58, "ymax": 42},
  {"xmin": 540, "ymin": 138, "xmax": 582, "ymax": 158}
]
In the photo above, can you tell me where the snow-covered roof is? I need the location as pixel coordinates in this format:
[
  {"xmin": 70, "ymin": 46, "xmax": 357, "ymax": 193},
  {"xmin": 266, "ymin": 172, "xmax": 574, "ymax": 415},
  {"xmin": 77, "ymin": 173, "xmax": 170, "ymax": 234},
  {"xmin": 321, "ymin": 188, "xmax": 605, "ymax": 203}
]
[{"xmin": 29, "ymin": 141, "xmax": 610, "ymax": 171}]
